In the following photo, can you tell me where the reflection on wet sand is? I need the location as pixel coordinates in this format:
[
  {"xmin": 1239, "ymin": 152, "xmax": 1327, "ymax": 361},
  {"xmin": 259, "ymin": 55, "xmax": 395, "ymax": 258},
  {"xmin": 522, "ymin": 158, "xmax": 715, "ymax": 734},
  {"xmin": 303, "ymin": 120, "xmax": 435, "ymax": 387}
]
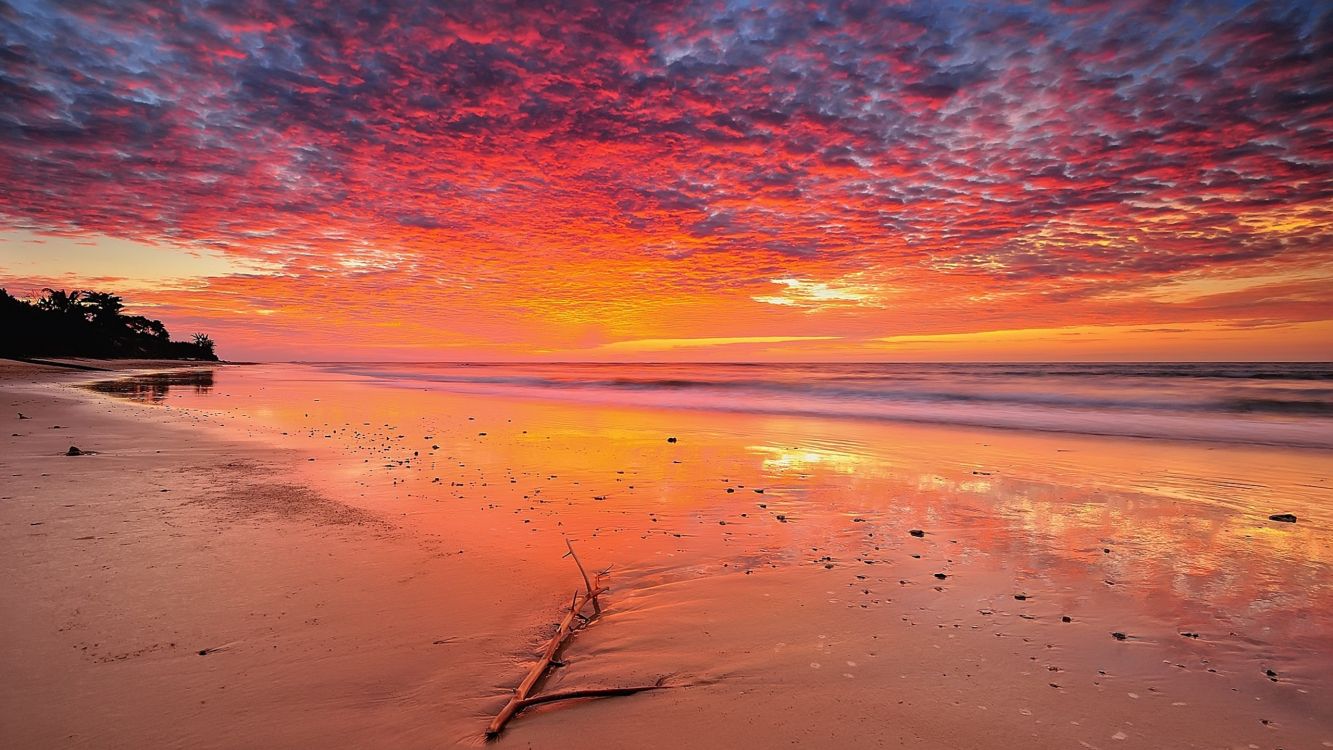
[
  {"xmin": 87, "ymin": 369, "xmax": 214, "ymax": 404},
  {"xmin": 88, "ymin": 363, "xmax": 1332, "ymax": 747}
]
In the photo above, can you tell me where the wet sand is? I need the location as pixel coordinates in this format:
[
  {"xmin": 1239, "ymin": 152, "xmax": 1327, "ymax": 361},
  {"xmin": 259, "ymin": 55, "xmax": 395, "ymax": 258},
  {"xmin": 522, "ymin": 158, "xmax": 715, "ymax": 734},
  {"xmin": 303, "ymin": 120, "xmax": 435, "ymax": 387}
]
[{"xmin": 2, "ymin": 361, "xmax": 1330, "ymax": 748}]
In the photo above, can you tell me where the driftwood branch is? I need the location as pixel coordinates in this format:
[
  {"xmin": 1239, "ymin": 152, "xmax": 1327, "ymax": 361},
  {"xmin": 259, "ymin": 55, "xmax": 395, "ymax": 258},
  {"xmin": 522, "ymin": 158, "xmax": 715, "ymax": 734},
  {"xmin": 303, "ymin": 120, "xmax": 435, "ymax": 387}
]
[
  {"xmin": 487, "ymin": 587, "xmax": 600, "ymax": 738},
  {"xmin": 484, "ymin": 543, "xmax": 682, "ymax": 740},
  {"xmin": 486, "ymin": 541, "xmax": 608, "ymax": 739}
]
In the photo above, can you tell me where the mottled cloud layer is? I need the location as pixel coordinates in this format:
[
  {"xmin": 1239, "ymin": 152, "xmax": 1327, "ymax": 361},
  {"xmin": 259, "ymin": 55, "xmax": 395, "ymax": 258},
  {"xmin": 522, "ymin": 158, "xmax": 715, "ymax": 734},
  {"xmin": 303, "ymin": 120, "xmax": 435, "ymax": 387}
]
[{"xmin": 1, "ymin": 0, "xmax": 1330, "ymax": 358}]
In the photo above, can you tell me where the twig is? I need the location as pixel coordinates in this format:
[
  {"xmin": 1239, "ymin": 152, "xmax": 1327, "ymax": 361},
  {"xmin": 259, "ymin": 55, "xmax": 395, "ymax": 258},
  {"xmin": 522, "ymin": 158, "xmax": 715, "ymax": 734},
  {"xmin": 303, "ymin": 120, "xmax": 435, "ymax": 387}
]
[
  {"xmin": 514, "ymin": 679, "xmax": 672, "ymax": 710},
  {"xmin": 563, "ymin": 537, "xmax": 600, "ymax": 616}
]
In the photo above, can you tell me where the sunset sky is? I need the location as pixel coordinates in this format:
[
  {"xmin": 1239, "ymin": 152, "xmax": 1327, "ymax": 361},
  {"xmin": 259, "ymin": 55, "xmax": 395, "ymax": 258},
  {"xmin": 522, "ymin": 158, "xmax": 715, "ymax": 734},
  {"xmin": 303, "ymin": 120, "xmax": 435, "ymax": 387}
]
[{"xmin": 1, "ymin": 0, "xmax": 1330, "ymax": 361}]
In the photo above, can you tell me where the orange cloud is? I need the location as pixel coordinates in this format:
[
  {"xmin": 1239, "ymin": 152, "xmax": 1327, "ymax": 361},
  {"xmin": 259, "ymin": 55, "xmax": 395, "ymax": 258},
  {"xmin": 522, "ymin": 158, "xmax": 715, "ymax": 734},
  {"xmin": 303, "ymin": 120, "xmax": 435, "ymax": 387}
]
[{"xmin": 1, "ymin": 1, "xmax": 1330, "ymax": 360}]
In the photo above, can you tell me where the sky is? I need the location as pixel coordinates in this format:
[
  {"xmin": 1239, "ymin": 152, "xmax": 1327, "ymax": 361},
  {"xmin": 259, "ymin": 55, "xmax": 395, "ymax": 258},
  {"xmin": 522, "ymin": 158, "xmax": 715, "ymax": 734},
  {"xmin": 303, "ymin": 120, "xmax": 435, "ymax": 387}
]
[{"xmin": 1, "ymin": 0, "xmax": 1330, "ymax": 362}]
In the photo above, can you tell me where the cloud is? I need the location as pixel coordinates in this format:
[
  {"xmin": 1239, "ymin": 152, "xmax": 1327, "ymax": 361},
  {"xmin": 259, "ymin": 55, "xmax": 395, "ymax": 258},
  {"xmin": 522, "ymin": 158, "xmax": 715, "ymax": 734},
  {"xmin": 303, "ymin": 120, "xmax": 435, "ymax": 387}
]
[{"xmin": 0, "ymin": 0, "xmax": 1330, "ymax": 359}]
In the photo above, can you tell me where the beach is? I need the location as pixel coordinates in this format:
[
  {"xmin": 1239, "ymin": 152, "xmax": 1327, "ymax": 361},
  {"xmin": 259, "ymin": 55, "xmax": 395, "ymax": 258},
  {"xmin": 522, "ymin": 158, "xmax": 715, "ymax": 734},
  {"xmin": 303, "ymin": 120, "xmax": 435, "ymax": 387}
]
[{"xmin": 2, "ymin": 361, "xmax": 1329, "ymax": 749}]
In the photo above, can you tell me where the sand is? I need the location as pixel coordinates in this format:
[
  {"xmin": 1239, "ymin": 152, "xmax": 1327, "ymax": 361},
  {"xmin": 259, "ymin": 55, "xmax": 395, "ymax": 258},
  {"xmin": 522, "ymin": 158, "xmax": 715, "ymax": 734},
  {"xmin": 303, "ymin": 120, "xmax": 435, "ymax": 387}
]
[{"xmin": 2, "ymin": 361, "xmax": 1329, "ymax": 748}]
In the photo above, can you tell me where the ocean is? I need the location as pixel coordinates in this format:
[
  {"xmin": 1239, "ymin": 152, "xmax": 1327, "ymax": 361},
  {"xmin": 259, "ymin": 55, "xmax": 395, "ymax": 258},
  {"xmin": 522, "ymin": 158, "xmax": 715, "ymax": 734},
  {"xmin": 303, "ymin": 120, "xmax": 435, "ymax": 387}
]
[{"xmin": 315, "ymin": 362, "xmax": 1333, "ymax": 448}]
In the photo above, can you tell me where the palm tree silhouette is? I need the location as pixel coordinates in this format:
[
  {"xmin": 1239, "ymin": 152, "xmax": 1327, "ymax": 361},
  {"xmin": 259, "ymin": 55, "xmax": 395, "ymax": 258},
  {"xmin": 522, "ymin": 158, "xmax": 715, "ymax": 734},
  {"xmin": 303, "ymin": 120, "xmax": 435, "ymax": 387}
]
[
  {"xmin": 38, "ymin": 288, "xmax": 87, "ymax": 317},
  {"xmin": 1, "ymin": 287, "xmax": 220, "ymax": 361},
  {"xmin": 191, "ymin": 333, "xmax": 216, "ymax": 357}
]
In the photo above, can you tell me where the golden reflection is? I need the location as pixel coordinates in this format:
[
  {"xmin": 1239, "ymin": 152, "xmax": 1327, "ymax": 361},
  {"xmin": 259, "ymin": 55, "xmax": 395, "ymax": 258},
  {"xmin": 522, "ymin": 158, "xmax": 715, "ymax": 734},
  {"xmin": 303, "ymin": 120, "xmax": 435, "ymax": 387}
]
[
  {"xmin": 748, "ymin": 444, "xmax": 867, "ymax": 475},
  {"xmin": 92, "ymin": 363, "xmax": 1333, "ymax": 668}
]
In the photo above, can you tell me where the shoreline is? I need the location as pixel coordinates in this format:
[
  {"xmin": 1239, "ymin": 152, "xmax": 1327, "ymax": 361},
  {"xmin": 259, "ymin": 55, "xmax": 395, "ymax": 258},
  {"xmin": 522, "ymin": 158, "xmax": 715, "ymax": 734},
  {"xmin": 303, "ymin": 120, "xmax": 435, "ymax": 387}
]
[
  {"xmin": 0, "ymin": 362, "xmax": 546, "ymax": 748},
  {"xmin": 2, "ymin": 362, "xmax": 1329, "ymax": 748}
]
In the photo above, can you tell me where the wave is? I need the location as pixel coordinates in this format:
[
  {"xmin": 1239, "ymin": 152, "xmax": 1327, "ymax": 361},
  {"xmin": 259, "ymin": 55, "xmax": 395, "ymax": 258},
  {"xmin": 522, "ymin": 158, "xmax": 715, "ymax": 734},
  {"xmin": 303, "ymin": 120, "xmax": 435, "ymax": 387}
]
[
  {"xmin": 316, "ymin": 362, "xmax": 1333, "ymax": 448},
  {"xmin": 322, "ymin": 366, "xmax": 1333, "ymax": 416}
]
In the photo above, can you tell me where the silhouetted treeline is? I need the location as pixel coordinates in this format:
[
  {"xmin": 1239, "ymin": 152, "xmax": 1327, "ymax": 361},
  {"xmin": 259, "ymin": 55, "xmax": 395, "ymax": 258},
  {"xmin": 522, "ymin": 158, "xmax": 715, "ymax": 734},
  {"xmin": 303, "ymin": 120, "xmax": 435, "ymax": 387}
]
[{"xmin": 0, "ymin": 288, "xmax": 218, "ymax": 361}]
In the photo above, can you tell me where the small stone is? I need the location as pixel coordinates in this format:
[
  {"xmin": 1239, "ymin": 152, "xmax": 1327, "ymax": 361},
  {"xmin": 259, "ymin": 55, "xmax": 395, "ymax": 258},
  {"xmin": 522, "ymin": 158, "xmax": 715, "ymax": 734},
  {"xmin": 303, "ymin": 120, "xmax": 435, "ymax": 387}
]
[
  {"xmin": 909, "ymin": 529, "xmax": 925, "ymax": 537},
  {"xmin": 1014, "ymin": 594, "xmax": 1027, "ymax": 601},
  {"xmin": 934, "ymin": 573, "xmax": 948, "ymax": 580},
  {"xmin": 1061, "ymin": 616, "xmax": 1072, "ymax": 623},
  {"xmin": 1268, "ymin": 513, "xmax": 1297, "ymax": 523},
  {"xmin": 666, "ymin": 436, "xmax": 677, "ymax": 443},
  {"xmin": 65, "ymin": 446, "xmax": 84, "ymax": 456},
  {"xmin": 775, "ymin": 514, "xmax": 787, "ymax": 522},
  {"xmin": 1111, "ymin": 631, "xmax": 1128, "ymax": 640}
]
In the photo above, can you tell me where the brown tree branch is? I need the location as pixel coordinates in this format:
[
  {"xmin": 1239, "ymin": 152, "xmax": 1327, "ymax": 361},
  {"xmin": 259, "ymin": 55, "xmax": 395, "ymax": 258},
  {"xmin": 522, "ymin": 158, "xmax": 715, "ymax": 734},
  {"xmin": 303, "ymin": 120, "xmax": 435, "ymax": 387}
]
[{"xmin": 514, "ymin": 679, "xmax": 672, "ymax": 710}]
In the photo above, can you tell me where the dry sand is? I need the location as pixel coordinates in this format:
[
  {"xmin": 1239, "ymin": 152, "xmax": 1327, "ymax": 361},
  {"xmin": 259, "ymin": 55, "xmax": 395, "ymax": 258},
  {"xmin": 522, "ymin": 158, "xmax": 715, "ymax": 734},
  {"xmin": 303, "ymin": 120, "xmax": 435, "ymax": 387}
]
[{"xmin": 2, "ymin": 361, "xmax": 1329, "ymax": 748}]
